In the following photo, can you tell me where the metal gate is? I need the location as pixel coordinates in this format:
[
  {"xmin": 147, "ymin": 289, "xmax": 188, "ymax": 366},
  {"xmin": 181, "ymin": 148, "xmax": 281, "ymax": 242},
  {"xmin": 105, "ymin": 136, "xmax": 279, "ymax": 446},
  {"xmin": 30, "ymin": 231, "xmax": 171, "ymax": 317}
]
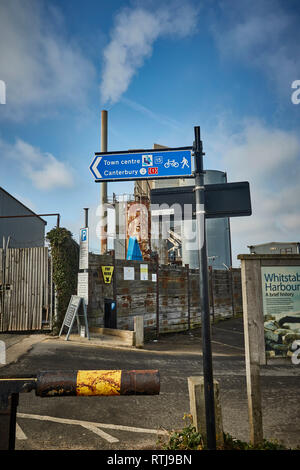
[{"xmin": 0, "ymin": 247, "xmax": 52, "ymax": 332}]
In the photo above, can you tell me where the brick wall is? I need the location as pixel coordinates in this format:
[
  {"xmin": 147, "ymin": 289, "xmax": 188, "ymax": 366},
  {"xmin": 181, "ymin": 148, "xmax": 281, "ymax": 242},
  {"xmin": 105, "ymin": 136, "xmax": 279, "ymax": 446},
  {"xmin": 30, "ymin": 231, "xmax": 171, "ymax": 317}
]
[{"xmin": 87, "ymin": 254, "xmax": 242, "ymax": 334}]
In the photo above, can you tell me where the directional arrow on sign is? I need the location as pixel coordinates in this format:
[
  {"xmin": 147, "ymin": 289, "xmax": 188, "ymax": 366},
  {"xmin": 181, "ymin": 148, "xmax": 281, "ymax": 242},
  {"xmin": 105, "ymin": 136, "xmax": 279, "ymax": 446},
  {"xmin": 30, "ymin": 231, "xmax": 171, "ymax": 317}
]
[{"xmin": 90, "ymin": 156, "xmax": 102, "ymax": 179}]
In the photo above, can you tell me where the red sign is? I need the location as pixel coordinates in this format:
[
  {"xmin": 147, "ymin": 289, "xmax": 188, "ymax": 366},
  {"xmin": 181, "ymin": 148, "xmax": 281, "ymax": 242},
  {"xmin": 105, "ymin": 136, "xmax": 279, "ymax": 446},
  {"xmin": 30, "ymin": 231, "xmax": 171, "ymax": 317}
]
[{"xmin": 148, "ymin": 167, "xmax": 158, "ymax": 175}]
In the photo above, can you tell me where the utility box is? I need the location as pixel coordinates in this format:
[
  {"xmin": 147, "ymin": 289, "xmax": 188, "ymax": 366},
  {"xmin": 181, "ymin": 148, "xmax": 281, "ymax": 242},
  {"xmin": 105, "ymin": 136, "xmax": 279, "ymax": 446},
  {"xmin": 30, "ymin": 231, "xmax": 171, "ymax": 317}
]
[{"xmin": 104, "ymin": 298, "xmax": 117, "ymax": 329}]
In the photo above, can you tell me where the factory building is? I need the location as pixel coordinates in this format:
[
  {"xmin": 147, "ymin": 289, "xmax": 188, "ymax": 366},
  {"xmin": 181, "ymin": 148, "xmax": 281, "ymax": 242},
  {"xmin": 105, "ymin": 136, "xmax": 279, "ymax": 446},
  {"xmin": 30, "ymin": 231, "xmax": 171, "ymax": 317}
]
[
  {"xmin": 111, "ymin": 162, "xmax": 232, "ymax": 269},
  {"xmin": 0, "ymin": 187, "xmax": 46, "ymax": 248},
  {"xmin": 149, "ymin": 170, "xmax": 232, "ymax": 269}
]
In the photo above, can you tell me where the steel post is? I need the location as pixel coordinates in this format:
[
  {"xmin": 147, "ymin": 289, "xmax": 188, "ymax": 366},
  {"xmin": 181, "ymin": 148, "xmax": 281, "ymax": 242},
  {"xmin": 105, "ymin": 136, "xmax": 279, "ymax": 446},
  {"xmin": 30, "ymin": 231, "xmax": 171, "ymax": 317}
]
[{"xmin": 193, "ymin": 126, "xmax": 216, "ymax": 450}]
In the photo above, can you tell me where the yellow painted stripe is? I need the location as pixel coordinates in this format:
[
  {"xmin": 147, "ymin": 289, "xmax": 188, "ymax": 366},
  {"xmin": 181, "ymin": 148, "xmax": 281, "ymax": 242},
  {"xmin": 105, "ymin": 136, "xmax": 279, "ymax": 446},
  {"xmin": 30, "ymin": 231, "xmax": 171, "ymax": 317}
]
[
  {"xmin": 76, "ymin": 370, "xmax": 122, "ymax": 396},
  {"xmin": 0, "ymin": 378, "xmax": 37, "ymax": 381}
]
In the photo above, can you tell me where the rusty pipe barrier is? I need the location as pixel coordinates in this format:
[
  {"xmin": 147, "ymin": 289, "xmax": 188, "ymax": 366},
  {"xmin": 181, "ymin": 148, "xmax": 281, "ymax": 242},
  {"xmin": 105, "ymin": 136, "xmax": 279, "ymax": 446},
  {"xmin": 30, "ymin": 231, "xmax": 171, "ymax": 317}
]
[
  {"xmin": 36, "ymin": 369, "xmax": 160, "ymax": 397},
  {"xmin": 0, "ymin": 370, "xmax": 160, "ymax": 450}
]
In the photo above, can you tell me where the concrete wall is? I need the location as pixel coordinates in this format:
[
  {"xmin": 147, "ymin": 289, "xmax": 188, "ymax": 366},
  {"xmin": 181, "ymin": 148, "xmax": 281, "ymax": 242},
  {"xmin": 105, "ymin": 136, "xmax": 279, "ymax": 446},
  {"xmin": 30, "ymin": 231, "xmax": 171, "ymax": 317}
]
[{"xmin": 87, "ymin": 253, "xmax": 242, "ymax": 334}]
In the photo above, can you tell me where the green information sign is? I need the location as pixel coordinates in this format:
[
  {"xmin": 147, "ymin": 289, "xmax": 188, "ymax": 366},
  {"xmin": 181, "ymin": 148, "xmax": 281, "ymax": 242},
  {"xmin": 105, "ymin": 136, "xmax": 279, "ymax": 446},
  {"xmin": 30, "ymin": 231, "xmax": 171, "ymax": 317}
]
[{"xmin": 261, "ymin": 266, "xmax": 300, "ymax": 358}]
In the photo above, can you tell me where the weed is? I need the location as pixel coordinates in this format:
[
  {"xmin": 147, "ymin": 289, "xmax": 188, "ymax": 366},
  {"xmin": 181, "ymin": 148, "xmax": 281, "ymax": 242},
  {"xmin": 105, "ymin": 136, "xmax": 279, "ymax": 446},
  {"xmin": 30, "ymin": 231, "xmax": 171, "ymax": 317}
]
[{"xmin": 158, "ymin": 414, "xmax": 293, "ymax": 451}]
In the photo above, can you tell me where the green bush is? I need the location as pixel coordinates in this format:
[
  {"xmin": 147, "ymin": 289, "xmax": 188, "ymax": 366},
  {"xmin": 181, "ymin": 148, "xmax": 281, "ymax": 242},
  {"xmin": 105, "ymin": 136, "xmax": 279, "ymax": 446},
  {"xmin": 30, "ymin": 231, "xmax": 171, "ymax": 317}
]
[{"xmin": 47, "ymin": 227, "xmax": 79, "ymax": 334}]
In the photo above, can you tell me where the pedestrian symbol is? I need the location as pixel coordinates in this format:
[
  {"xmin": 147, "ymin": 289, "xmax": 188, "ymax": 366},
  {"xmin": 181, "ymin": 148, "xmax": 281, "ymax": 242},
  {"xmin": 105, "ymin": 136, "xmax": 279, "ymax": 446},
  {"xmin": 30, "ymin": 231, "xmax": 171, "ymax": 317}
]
[
  {"xmin": 181, "ymin": 157, "xmax": 189, "ymax": 168},
  {"xmin": 101, "ymin": 266, "xmax": 114, "ymax": 284}
]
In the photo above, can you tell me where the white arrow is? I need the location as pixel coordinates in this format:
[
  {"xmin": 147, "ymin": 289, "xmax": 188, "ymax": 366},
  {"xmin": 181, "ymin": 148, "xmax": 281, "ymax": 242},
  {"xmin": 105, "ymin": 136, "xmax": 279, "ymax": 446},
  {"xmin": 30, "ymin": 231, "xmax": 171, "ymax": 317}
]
[{"xmin": 90, "ymin": 156, "xmax": 102, "ymax": 179}]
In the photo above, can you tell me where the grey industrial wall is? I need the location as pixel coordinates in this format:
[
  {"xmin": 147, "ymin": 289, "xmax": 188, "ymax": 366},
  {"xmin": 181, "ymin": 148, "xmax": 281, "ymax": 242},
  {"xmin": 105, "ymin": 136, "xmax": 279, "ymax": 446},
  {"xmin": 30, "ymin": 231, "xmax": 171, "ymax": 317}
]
[
  {"xmin": 87, "ymin": 253, "xmax": 242, "ymax": 334},
  {"xmin": 0, "ymin": 188, "xmax": 46, "ymax": 248}
]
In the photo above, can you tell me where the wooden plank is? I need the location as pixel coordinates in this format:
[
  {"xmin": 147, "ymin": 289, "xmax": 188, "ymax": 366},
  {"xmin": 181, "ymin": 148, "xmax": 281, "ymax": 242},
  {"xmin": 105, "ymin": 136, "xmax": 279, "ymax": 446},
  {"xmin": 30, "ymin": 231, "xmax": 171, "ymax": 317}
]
[
  {"xmin": 36, "ymin": 247, "xmax": 42, "ymax": 329},
  {"xmin": 26, "ymin": 248, "xmax": 31, "ymax": 330},
  {"xmin": 36, "ymin": 247, "xmax": 40, "ymax": 329},
  {"xmin": 39, "ymin": 247, "xmax": 44, "ymax": 328},
  {"xmin": 20, "ymin": 249, "xmax": 25, "ymax": 331},
  {"xmin": 25, "ymin": 248, "xmax": 30, "ymax": 330},
  {"xmin": 30, "ymin": 248, "xmax": 34, "ymax": 330},
  {"xmin": 15, "ymin": 249, "xmax": 20, "ymax": 331},
  {"xmin": 0, "ymin": 249, "xmax": 3, "ymax": 331},
  {"xmin": 240, "ymin": 257, "xmax": 264, "ymax": 446},
  {"xmin": 32, "ymin": 248, "xmax": 38, "ymax": 329},
  {"xmin": 41, "ymin": 247, "xmax": 48, "ymax": 329},
  {"xmin": 7, "ymin": 249, "xmax": 13, "ymax": 330},
  {"xmin": 44, "ymin": 247, "xmax": 49, "ymax": 326}
]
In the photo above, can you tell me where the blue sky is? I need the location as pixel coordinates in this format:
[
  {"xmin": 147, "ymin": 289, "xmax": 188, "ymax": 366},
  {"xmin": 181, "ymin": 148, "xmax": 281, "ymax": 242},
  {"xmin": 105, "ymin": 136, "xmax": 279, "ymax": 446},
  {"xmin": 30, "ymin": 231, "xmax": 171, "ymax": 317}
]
[{"xmin": 0, "ymin": 0, "xmax": 299, "ymax": 265}]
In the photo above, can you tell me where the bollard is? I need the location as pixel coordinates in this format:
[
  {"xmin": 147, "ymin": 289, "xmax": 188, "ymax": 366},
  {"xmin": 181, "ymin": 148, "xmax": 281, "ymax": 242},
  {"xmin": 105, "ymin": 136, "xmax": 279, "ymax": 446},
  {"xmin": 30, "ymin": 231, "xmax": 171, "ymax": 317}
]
[
  {"xmin": 188, "ymin": 376, "xmax": 224, "ymax": 448},
  {"xmin": 134, "ymin": 316, "xmax": 144, "ymax": 348},
  {"xmin": 0, "ymin": 369, "xmax": 160, "ymax": 450}
]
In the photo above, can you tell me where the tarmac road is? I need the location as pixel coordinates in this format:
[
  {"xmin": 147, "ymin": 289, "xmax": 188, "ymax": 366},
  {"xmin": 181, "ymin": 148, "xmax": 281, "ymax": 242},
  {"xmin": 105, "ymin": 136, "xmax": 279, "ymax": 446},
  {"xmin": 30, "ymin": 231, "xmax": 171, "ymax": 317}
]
[{"xmin": 0, "ymin": 317, "xmax": 299, "ymax": 451}]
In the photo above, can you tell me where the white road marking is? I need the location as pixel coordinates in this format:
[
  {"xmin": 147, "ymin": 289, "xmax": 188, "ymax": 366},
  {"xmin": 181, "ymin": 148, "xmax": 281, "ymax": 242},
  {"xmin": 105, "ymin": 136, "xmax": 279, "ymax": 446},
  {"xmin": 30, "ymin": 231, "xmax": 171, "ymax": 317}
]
[
  {"xmin": 80, "ymin": 423, "xmax": 119, "ymax": 443},
  {"xmin": 16, "ymin": 423, "xmax": 27, "ymax": 440},
  {"xmin": 17, "ymin": 413, "xmax": 167, "ymax": 443}
]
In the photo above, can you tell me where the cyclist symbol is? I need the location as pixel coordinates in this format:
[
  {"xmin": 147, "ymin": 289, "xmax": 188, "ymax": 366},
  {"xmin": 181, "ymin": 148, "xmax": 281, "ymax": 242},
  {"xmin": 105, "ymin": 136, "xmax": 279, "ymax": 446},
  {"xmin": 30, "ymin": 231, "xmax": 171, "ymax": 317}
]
[{"xmin": 164, "ymin": 159, "xmax": 179, "ymax": 168}]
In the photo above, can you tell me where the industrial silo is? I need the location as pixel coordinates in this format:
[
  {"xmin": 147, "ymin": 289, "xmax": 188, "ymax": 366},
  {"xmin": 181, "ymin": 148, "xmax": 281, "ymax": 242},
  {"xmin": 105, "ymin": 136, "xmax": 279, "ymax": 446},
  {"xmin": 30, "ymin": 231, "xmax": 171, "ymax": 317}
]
[{"xmin": 181, "ymin": 170, "xmax": 232, "ymax": 270}]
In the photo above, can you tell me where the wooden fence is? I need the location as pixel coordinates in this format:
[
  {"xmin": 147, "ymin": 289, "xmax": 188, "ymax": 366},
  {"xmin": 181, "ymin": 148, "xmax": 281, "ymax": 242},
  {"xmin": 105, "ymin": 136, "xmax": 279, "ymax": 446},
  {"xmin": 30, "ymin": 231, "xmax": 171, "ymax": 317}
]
[{"xmin": 0, "ymin": 247, "xmax": 52, "ymax": 332}]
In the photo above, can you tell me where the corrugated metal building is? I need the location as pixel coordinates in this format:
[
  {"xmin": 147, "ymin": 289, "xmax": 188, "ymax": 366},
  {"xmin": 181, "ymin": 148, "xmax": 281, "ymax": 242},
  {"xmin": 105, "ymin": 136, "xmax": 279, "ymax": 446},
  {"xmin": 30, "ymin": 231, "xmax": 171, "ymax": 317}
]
[
  {"xmin": 0, "ymin": 187, "xmax": 46, "ymax": 248},
  {"xmin": 248, "ymin": 242, "xmax": 300, "ymax": 255}
]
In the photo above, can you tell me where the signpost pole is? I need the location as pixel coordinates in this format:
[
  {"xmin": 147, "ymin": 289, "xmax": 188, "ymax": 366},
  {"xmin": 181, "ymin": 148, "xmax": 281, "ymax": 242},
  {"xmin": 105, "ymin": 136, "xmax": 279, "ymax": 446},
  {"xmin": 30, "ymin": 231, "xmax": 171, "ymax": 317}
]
[
  {"xmin": 100, "ymin": 110, "xmax": 108, "ymax": 254},
  {"xmin": 193, "ymin": 126, "xmax": 216, "ymax": 450}
]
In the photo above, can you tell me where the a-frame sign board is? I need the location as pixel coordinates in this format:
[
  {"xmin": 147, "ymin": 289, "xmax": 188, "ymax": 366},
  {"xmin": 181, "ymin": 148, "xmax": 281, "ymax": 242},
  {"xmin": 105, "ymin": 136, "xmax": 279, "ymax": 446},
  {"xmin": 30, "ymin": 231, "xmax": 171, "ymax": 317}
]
[{"xmin": 59, "ymin": 295, "xmax": 90, "ymax": 341}]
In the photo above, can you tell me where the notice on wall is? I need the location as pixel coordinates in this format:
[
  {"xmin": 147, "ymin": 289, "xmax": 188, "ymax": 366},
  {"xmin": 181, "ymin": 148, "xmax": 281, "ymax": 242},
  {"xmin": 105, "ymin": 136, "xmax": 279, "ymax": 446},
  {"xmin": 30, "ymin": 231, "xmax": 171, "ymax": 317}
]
[
  {"xmin": 124, "ymin": 267, "xmax": 135, "ymax": 281},
  {"xmin": 101, "ymin": 266, "xmax": 114, "ymax": 284},
  {"xmin": 152, "ymin": 273, "xmax": 157, "ymax": 282},
  {"xmin": 79, "ymin": 228, "xmax": 89, "ymax": 270},
  {"xmin": 140, "ymin": 264, "xmax": 148, "ymax": 281},
  {"xmin": 261, "ymin": 266, "xmax": 300, "ymax": 358},
  {"xmin": 77, "ymin": 272, "xmax": 89, "ymax": 305}
]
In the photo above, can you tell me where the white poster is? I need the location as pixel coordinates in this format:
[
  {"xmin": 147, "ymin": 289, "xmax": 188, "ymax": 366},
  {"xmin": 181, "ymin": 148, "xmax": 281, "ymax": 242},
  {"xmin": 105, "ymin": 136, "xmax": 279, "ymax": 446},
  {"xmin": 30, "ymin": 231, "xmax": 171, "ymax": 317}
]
[
  {"xmin": 124, "ymin": 267, "xmax": 135, "ymax": 281},
  {"xmin": 152, "ymin": 273, "xmax": 157, "ymax": 282},
  {"xmin": 140, "ymin": 264, "xmax": 148, "ymax": 281},
  {"xmin": 77, "ymin": 272, "xmax": 89, "ymax": 305}
]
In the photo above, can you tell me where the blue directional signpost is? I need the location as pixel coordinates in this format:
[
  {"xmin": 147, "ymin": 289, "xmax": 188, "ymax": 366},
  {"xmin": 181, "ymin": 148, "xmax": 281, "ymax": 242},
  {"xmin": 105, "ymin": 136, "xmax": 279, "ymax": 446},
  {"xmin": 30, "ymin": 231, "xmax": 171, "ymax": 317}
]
[
  {"xmin": 89, "ymin": 131, "xmax": 252, "ymax": 450},
  {"xmin": 89, "ymin": 148, "xmax": 193, "ymax": 181}
]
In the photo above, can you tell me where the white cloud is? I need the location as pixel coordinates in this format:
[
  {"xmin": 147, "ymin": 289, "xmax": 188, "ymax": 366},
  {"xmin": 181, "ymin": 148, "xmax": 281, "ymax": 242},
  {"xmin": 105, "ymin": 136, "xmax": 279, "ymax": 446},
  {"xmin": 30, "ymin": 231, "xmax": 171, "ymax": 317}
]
[
  {"xmin": 208, "ymin": 119, "xmax": 300, "ymax": 264},
  {"xmin": 222, "ymin": 121, "xmax": 300, "ymax": 181},
  {"xmin": 100, "ymin": 2, "xmax": 199, "ymax": 104},
  {"xmin": 0, "ymin": 0, "xmax": 95, "ymax": 120},
  {"xmin": 0, "ymin": 138, "xmax": 74, "ymax": 190},
  {"xmin": 211, "ymin": 0, "xmax": 300, "ymax": 92}
]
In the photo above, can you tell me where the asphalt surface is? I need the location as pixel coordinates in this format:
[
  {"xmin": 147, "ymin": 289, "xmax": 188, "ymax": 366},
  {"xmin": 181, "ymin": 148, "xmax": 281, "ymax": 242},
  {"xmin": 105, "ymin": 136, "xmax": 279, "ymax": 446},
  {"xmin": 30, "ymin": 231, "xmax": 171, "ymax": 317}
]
[{"xmin": 0, "ymin": 317, "xmax": 299, "ymax": 451}]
